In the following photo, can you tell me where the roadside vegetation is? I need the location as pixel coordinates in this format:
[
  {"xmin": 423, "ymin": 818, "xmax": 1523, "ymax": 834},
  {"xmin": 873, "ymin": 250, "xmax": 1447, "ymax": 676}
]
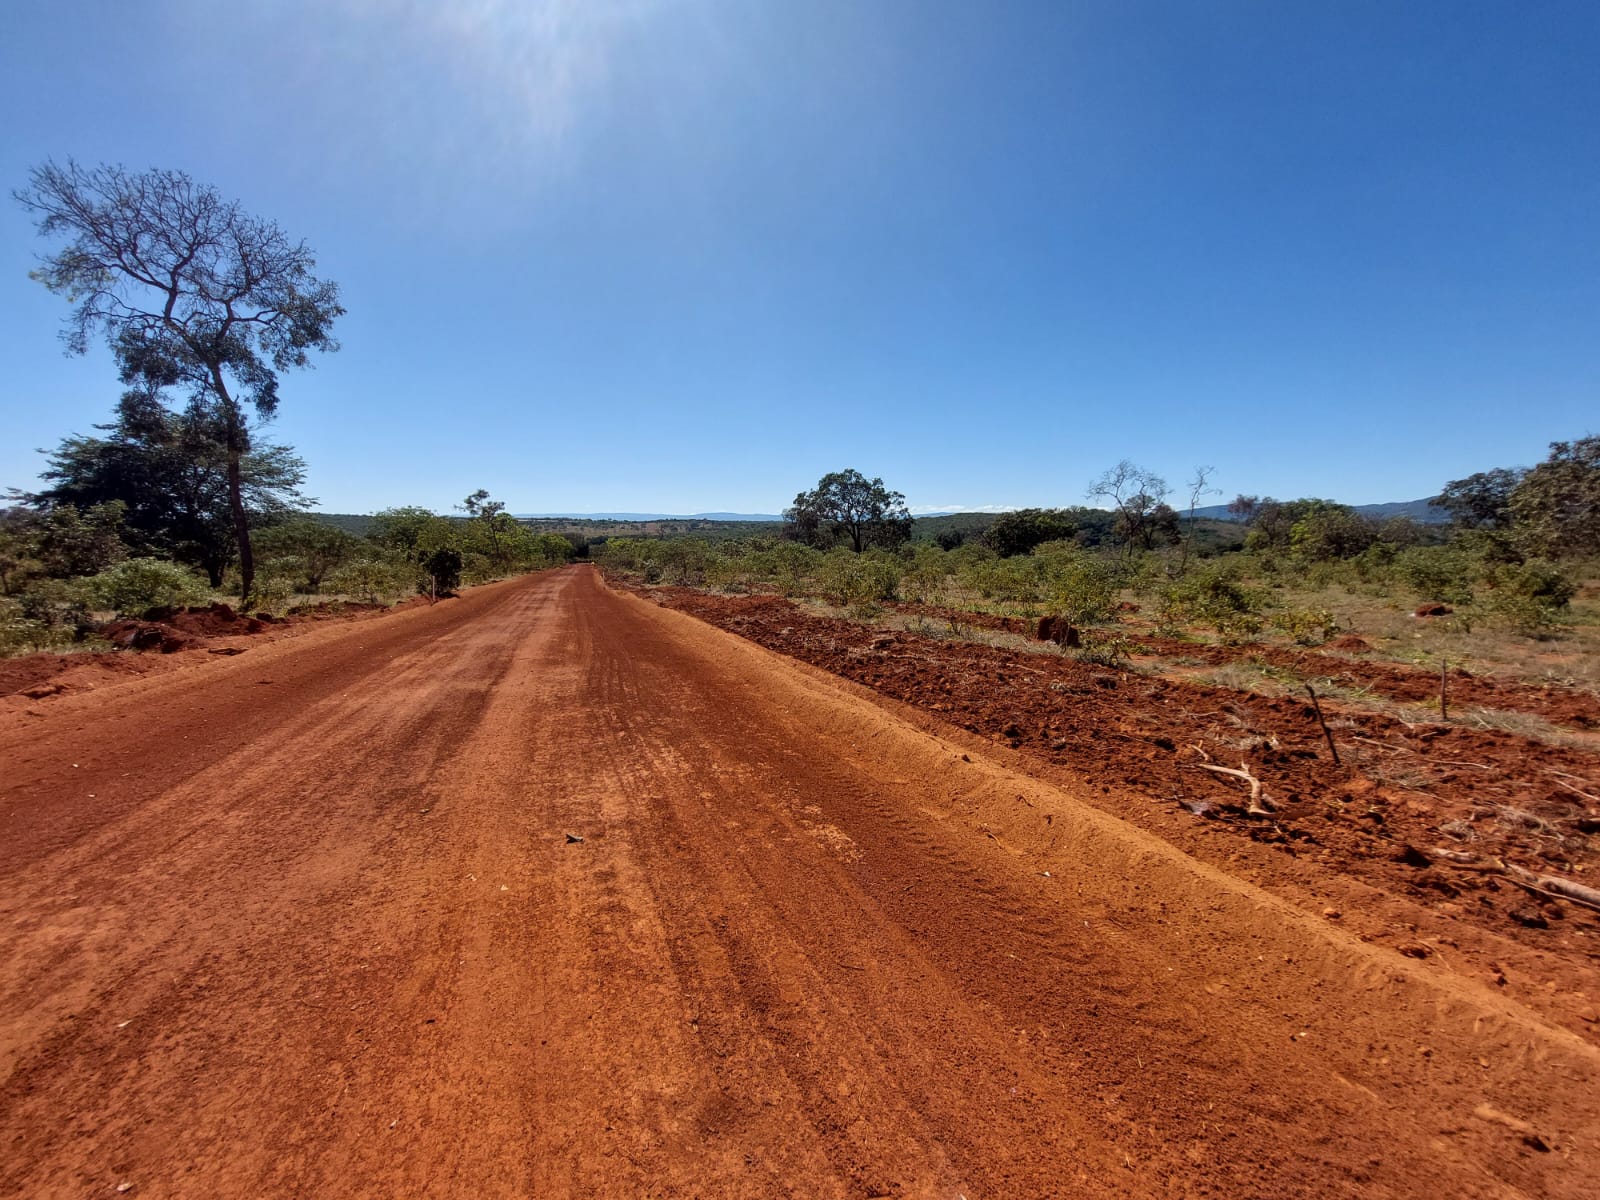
[
  {"xmin": 0, "ymin": 488, "xmax": 575, "ymax": 655},
  {"xmin": 598, "ymin": 451, "xmax": 1600, "ymax": 711},
  {"xmin": 3, "ymin": 160, "xmax": 571, "ymax": 657}
]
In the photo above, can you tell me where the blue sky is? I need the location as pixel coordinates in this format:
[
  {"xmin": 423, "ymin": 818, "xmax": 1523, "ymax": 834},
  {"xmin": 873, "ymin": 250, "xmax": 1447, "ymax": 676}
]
[{"xmin": 2, "ymin": 1, "xmax": 1596, "ymax": 516}]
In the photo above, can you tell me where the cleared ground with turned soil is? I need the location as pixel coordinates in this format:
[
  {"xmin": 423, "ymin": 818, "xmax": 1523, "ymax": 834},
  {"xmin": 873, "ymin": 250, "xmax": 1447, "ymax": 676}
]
[{"xmin": 3, "ymin": 566, "xmax": 1597, "ymax": 1198}]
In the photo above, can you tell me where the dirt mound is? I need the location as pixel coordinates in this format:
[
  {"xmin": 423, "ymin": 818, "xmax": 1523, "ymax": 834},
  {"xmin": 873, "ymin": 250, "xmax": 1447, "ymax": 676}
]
[
  {"xmin": 141, "ymin": 602, "xmax": 268, "ymax": 638},
  {"xmin": 1415, "ymin": 602, "xmax": 1454, "ymax": 617},
  {"xmin": 0, "ymin": 650, "xmax": 159, "ymax": 699},
  {"xmin": 101, "ymin": 619, "xmax": 197, "ymax": 653},
  {"xmin": 1035, "ymin": 615, "xmax": 1080, "ymax": 646}
]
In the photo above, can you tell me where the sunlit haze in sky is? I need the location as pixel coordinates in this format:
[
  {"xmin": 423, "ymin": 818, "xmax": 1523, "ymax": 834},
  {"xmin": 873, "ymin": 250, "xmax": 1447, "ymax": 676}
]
[{"xmin": 2, "ymin": 1, "xmax": 1597, "ymax": 515}]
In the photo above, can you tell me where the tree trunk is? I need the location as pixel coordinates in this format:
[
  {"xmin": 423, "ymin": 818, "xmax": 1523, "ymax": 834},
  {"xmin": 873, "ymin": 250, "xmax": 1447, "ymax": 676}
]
[{"xmin": 226, "ymin": 450, "xmax": 254, "ymax": 603}]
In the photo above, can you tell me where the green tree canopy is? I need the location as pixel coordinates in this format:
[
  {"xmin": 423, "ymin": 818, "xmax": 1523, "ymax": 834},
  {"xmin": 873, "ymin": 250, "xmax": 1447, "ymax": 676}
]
[
  {"xmin": 1432, "ymin": 467, "xmax": 1526, "ymax": 529},
  {"xmin": 784, "ymin": 469, "xmax": 912, "ymax": 553},
  {"xmin": 982, "ymin": 508, "xmax": 1079, "ymax": 557},
  {"xmin": 27, "ymin": 394, "xmax": 309, "ymax": 586},
  {"xmin": 16, "ymin": 160, "xmax": 343, "ymax": 600},
  {"xmin": 1510, "ymin": 436, "xmax": 1600, "ymax": 557}
]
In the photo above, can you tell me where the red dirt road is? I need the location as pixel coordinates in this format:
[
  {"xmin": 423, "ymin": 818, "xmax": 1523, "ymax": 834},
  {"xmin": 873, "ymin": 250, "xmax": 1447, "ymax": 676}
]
[{"xmin": 3, "ymin": 567, "xmax": 1596, "ymax": 1198}]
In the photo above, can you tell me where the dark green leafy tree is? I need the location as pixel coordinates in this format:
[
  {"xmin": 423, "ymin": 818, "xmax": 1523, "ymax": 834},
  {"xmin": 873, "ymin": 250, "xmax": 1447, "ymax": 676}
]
[
  {"xmin": 0, "ymin": 508, "xmax": 41, "ymax": 595},
  {"xmin": 420, "ymin": 547, "xmax": 463, "ymax": 599},
  {"xmin": 16, "ymin": 160, "xmax": 343, "ymax": 601},
  {"xmin": 785, "ymin": 469, "xmax": 912, "ymax": 553},
  {"xmin": 1432, "ymin": 468, "xmax": 1526, "ymax": 529},
  {"xmin": 1288, "ymin": 501, "xmax": 1376, "ymax": 561},
  {"xmin": 367, "ymin": 507, "xmax": 445, "ymax": 555},
  {"xmin": 1509, "ymin": 436, "xmax": 1600, "ymax": 557},
  {"xmin": 982, "ymin": 508, "xmax": 1078, "ymax": 557},
  {"xmin": 0, "ymin": 504, "xmax": 126, "ymax": 593},
  {"xmin": 27, "ymin": 392, "xmax": 309, "ymax": 586},
  {"xmin": 33, "ymin": 501, "xmax": 128, "ymax": 578},
  {"xmin": 1234, "ymin": 497, "xmax": 1316, "ymax": 551}
]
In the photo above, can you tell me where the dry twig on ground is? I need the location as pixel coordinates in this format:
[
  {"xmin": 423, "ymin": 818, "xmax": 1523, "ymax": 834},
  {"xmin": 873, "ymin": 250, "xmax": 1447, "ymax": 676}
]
[{"xmin": 1196, "ymin": 761, "xmax": 1274, "ymax": 816}]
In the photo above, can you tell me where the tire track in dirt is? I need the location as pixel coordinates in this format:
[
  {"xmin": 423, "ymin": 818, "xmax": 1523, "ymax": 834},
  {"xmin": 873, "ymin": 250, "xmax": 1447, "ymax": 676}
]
[{"xmin": 2, "ymin": 566, "xmax": 1597, "ymax": 1198}]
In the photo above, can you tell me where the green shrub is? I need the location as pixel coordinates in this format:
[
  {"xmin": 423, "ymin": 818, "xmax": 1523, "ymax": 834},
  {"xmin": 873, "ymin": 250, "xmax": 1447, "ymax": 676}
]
[
  {"xmin": 1478, "ymin": 558, "xmax": 1577, "ymax": 635},
  {"xmin": 899, "ymin": 546, "xmax": 950, "ymax": 604},
  {"xmin": 0, "ymin": 582, "xmax": 100, "ymax": 654},
  {"xmin": 247, "ymin": 572, "xmax": 298, "ymax": 614},
  {"xmin": 1036, "ymin": 544, "xmax": 1118, "ymax": 625},
  {"xmin": 1393, "ymin": 546, "xmax": 1477, "ymax": 605},
  {"xmin": 326, "ymin": 559, "xmax": 416, "ymax": 605},
  {"xmin": 817, "ymin": 549, "xmax": 901, "ymax": 610},
  {"xmin": 80, "ymin": 558, "xmax": 210, "ymax": 616},
  {"xmin": 1073, "ymin": 632, "xmax": 1135, "ymax": 667},
  {"xmin": 958, "ymin": 554, "xmax": 1043, "ymax": 604},
  {"xmin": 1159, "ymin": 565, "xmax": 1265, "ymax": 643},
  {"xmin": 1486, "ymin": 558, "xmax": 1577, "ymax": 608},
  {"xmin": 460, "ymin": 551, "xmax": 498, "ymax": 586},
  {"xmin": 1269, "ymin": 607, "xmax": 1338, "ymax": 646},
  {"xmin": 654, "ymin": 539, "xmax": 711, "ymax": 585}
]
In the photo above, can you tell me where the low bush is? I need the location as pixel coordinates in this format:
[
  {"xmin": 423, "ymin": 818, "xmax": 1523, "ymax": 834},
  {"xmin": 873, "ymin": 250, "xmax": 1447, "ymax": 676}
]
[
  {"xmin": 817, "ymin": 549, "xmax": 901, "ymax": 611},
  {"xmin": 1269, "ymin": 607, "xmax": 1339, "ymax": 645},
  {"xmin": 1158, "ymin": 565, "xmax": 1265, "ymax": 643},
  {"xmin": 1477, "ymin": 558, "xmax": 1577, "ymax": 635},
  {"xmin": 1036, "ymin": 543, "xmax": 1118, "ymax": 625},
  {"xmin": 326, "ymin": 558, "xmax": 418, "ymax": 605},
  {"xmin": 1392, "ymin": 545, "xmax": 1477, "ymax": 605},
  {"xmin": 79, "ymin": 558, "xmax": 210, "ymax": 616}
]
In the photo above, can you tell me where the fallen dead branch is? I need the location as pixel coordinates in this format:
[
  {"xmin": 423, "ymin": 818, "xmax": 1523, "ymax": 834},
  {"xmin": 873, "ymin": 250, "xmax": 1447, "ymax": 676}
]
[
  {"xmin": 1428, "ymin": 851, "xmax": 1600, "ymax": 915},
  {"xmin": 1196, "ymin": 761, "xmax": 1274, "ymax": 815},
  {"xmin": 1503, "ymin": 864, "xmax": 1600, "ymax": 913}
]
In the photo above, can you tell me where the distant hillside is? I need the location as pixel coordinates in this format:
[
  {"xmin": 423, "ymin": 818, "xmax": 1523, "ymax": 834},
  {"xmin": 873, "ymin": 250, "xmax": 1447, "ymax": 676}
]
[
  {"xmin": 309, "ymin": 512, "xmax": 376, "ymax": 536},
  {"xmin": 1192, "ymin": 497, "xmax": 1448, "ymax": 524},
  {"xmin": 520, "ymin": 516, "xmax": 784, "ymax": 543}
]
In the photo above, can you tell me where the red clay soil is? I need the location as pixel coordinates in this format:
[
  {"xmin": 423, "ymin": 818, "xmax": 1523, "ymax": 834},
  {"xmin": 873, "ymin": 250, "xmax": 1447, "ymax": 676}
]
[
  {"xmin": 648, "ymin": 591, "xmax": 1600, "ymax": 1008},
  {"xmin": 884, "ymin": 600, "xmax": 1600, "ymax": 730},
  {"xmin": 0, "ymin": 600, "xmax": 396, "ymax": 704},
  {"xmin": 4, "ymin": 567, "xmax": 1599, "ymax": 1198},
  {"xmin": 1125, "ymin": 633, "xmax": 1600, "ymax": 731}
]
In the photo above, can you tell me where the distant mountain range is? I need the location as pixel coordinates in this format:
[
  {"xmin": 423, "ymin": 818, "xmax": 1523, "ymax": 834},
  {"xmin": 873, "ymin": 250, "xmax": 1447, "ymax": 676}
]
[
  {"xmin": 1191, "ymin": 497, "xmax": 1447, "ymax": 524},
  {"xmin": 515, "ymin": 512, "xmax": 783, "ymax": 522}
]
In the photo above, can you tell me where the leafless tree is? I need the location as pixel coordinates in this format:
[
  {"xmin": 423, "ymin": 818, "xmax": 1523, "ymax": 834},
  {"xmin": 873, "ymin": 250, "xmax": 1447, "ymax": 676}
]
[
  {"xmin": 1087, "ymin": 460, "xmax": 1170, "ymax": 556},
  {"xmin": 1179, "ymin": 464, "xmax": 1220, "ymax": 571}
]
